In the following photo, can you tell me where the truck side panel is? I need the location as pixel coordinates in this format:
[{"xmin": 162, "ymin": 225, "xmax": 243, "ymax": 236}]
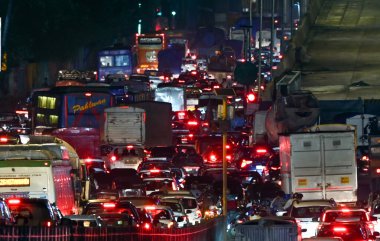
[{"xmin": 130, "ymin": 101, "xmax": 173, "ymax": 147}]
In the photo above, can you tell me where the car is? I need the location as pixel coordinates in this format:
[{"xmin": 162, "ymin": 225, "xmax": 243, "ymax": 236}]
[
  {"xmin": 145, "ymin": 146, "xmax": 177, "ymax": 162},
  {"xmin": 159, "ymin": 191, "xmax": 202, "ymax": 225},
  {"xmin": 287, "ymin": 199, "xmax": 337, "ymax": 238},
  {"xmin": 173, "ymin": 146, "xmax": 203, "ymax": 171},
  {"xmin": 62, "ymin": 215, "xmax": 104, "ymax": 227},
  {"xmin": 81, "ymin": 199, "xmax": 143, "ymax": 227},
  {"xmin": 160, "ymin": 199, "xmax": 189, "ymax": 228},
  {"xmin": 319, "ymin": 207, "xmax": 376, "ymax": 234},
  {"xmin": 316, "ymin": 222, "xmax": 378, "ymax": 241},
  {"xmin": 6, "ymin": 197, "xmax": 60, "ymax": 227},
  {"xmin": 137, "ymin": 161, "xmax": 173, "ymax": 178},
  {"xmin": 201, "ymin": 144, "xmax": 235, "ymax": 167},
  {"xmin": 104, "ymin": 145, "xmax": 145, "ymax": 170},
  {"xmin": 136, "ymin": 205, "xmax": 177, "ymax": 228},
  {"xmin": 233, "ymin": 145, "xmax": 274, "ymax": 174}
]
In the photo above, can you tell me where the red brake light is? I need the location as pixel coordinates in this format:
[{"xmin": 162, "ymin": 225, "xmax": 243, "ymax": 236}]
[
  {"xmin": 145, "ymin": 206, "xmax": 156, "ymax": 210},
  {"xmin": 209, "ymin": 154, "xmax": 217, "ymax": 162},
  {"xmin": 241, "ymin": 159, "xmax": 253, "ymax": 168},
  {"xmin": 187, "ymin": 121, "xmax": 198, "ymax": 126},
  {"xmin": 226, "ymin": 155, "xmax": 231, "ymax": 161},
  {"xmin": 110, "ymin": 155, "xmax": 117, "ymax": 162},
  {"xmin": 376, "ymin": 168, "xmax": 380, "ymax": 174},
  {"xmin": 333, "ymin": 227, "xmax": 347, "ymax": 232},
  {"xmin": 0, "ymin": 137, "xmax": 8, "ymax": 143},
  {"xmin": 256, "ymin": 148, "xmax": 267, "ymax": 154},
  {"xmin": 85, "ymin": 158, "xmax": 93, "ymax": 163},
  {"xmin": 46, "ymin": 221, "xmax": 52, "ymax": 227},
  {"xmin": 191, "ymin": 71, "xmax": 197, "ymax": 75},
  {"xmin": 271, "ymin": 166, "xmax": 280, "ymax": 171},
  {"xmin": 85, "ymin": 93, "xmax": 92, "ymax": 97},
  {"xmin": 149, "ymin": 169, "xmax": 160, "ymax": 173},
  {"xmin": 247, "ymin": 93, "xmax": 256, "ymax": 102},
  {"xmin": 143, "ymin": 222, "xmax": 151, "ymax": 230},
  {"xmin": 7, "ymin": 199, "xmax": 21, "ymax": 205},
  {"xmin": 102, "ymin": 203, "xmax": 116, "ymax": 209}
]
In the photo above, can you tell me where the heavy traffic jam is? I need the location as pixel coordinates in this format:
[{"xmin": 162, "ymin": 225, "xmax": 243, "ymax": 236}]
[{"xmin": 0, "ymin": 28, "xmax": 379, "ymax": 241}]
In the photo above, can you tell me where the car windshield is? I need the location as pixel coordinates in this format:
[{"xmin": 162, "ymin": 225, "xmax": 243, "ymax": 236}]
[
  {"xmin": 9, "ymin": 200, "xmax": 52, "ymax": 226},
  {"xmin": 145, "ymin": 180, "xmax": 173, "ymax": 190},
  {"xmin": 160, "ymin": 202, "xmax": 183, "ymax": 212},
  {"xmin": 291, "ymin": 206, "xmax": 327, "ymax": 218},
  {"xmin": 180, "ymin": 198, "xmax": 197, "ymax": 209},
  {"xmin": 149, "ymin": 147, "xmax": 176, "ymax": 158}
]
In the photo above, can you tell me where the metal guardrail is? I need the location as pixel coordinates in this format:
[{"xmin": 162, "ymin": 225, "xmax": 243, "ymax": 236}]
[{"xmin": 0, "ymin": 217, "xmax": 225, "ymax": 241}]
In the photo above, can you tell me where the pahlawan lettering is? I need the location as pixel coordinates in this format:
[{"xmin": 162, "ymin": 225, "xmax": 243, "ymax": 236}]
[{"xmin": 72, "ymin": 99, "xmax": 106, "ymax": 113}]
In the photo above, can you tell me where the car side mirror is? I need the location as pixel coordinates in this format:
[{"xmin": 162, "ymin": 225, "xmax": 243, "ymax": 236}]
[{"xmin": 373, "ymin": 231, "xmax": 380, "ymax": 236}]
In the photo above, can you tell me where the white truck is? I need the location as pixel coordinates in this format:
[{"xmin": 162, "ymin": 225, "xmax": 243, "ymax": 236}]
[
  {"xmin": 103, "ymin": 102, "xmax": 173, "ymax": 169},
  {"xmin": 279, "ymin": 126, "xmax": 357, "ymax": 203}
]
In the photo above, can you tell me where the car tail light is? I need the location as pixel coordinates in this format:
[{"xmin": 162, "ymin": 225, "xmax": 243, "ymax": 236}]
[
  {"xmin": 127, "ymin": 145, "xmax": 134, "ymax": 149},
  {"xmin": 110, "ymin": 155, "xmax": 117, "ymax": 162},
  {"xmin": 45, "ymin": 221, "xmax": 52, "ymax": 227},
  {"xmin": 149, "ymin": 169, "xmax": 160, "ymax": 173},
  {"xmin": 209, "ymin": 154, "xmax": 217, "ymax": 162},
  {"xmin": 376, "ymin": 168, "xmax": 380, "ymax": 174},
  {"xmin": 0, "ymin": 137, "xmax": 8, "ymax": 143},
  {"xmin": 177, "ymin": 111, "xmax": 186, "ymax": 120},
  {"xmin": 271, "ymin": 166, "xmax": 280, "ymax": 171},
  {"xmin": 196, "ymin": 210, "xmax": 202, "ymax": 218},
  {"xmin": 191, "ymin": 71, "xmax": 197, "ymax": 75},
  {"xmin": 333, "ymin": 226, "xmax": 347, "ymax": 232},
  {"xmin": 145, "ymin": 206, "xmax": 156, "ymax": 210},
  {"xmin": 256, "ymin": 148, "xmax": 267, "ymax": 154},
  {"xmin": 171, "ymin": 181, "xmax": 177, "ymax": 190},
  {"xmin": 241, "ymin": 159, "xmax": 253, "ymax": 168},
  {"xmin": 226, "ymin": 155, "xmax": 231, "ymax": 161},
  {"xmin": 7, "ymin": 199, "xmax": 21, "ymax": 205},
  {"xmin": 143, "ymin": 222, "xmax": 151, "ymax": 230},
  {"xmin": 213, "ymin": 85, "xmax": 220, "ymax": 89},
  {"xmin": 187, "ymin": 121, "xmax": 198, "ymax": 126},
  {"xmin": 102, "ymin": 203, "xmax": 116, "ymax": 209}
]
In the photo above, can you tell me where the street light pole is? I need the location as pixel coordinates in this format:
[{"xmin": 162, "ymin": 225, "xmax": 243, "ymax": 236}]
[
  {"xmin": 257, "ymin": 0, "xmax": 263, "ymax": 102},
  {"xmin": 222, "ymin": 96, "xmax": 227, "ymax": 241}
]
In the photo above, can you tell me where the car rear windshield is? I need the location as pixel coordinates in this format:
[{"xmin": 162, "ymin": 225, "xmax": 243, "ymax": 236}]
[
  {"xmin": 9, "ymin": 201, "xmax": 52, "ymax": 226},
  {"xmin": 291, "ymin": 206, "xmax": 327, "ymax": 218}
]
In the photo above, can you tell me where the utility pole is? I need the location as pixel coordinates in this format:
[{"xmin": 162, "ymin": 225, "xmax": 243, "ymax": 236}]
[{"xmin": 257, "ymin": 0, "xmax": 263, "ymax": 102}]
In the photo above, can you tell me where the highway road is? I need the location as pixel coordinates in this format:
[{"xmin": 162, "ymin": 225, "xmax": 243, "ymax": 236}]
[{"xmin": 298, "ymin": 0, "xmax": 380, "ymax": 100}]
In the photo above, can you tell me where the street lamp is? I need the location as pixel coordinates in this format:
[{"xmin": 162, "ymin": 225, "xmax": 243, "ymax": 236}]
[
  {"xmin": 138, "ymin": 19, "xmax": 142, "ymax": 34},
  {"xmin": 171, "ymin": 11, "xmax": 176, "ymax": 29}
]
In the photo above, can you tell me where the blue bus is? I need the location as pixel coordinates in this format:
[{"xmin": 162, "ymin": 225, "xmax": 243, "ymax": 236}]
[
  {"xmin": 98, "ymin": 46, "xmax": 134, "ymax": 82},
  {"xmin": 30, "ymin": 86, "xmax": 115, "ymax": 129}
]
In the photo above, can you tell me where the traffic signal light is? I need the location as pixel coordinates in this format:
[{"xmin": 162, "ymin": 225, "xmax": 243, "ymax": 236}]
[{"xmin": 246, "ymin": 92, "xmax": 256, "ymax": 103}]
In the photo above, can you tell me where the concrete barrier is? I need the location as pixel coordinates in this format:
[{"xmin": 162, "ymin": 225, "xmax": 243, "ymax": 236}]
[{"xmin": 273, "ymin": 0, "xmax": 326, "ymax": 79}]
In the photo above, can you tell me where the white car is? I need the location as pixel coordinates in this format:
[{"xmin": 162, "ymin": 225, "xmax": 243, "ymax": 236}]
[
  {"xmin": 288, "ymin": 199, "xmax": 337, "ymax": 239},
  {"xmin": 104, "ymin": 145, "xmax": 144, "ymax": 170},
  {"xmin": 160, "ymin": 199, "xmax": 189, "ymax": 228},
  {"xmin": 159, "ymin": 191, "xmax": 202, "ymax": 225}
]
